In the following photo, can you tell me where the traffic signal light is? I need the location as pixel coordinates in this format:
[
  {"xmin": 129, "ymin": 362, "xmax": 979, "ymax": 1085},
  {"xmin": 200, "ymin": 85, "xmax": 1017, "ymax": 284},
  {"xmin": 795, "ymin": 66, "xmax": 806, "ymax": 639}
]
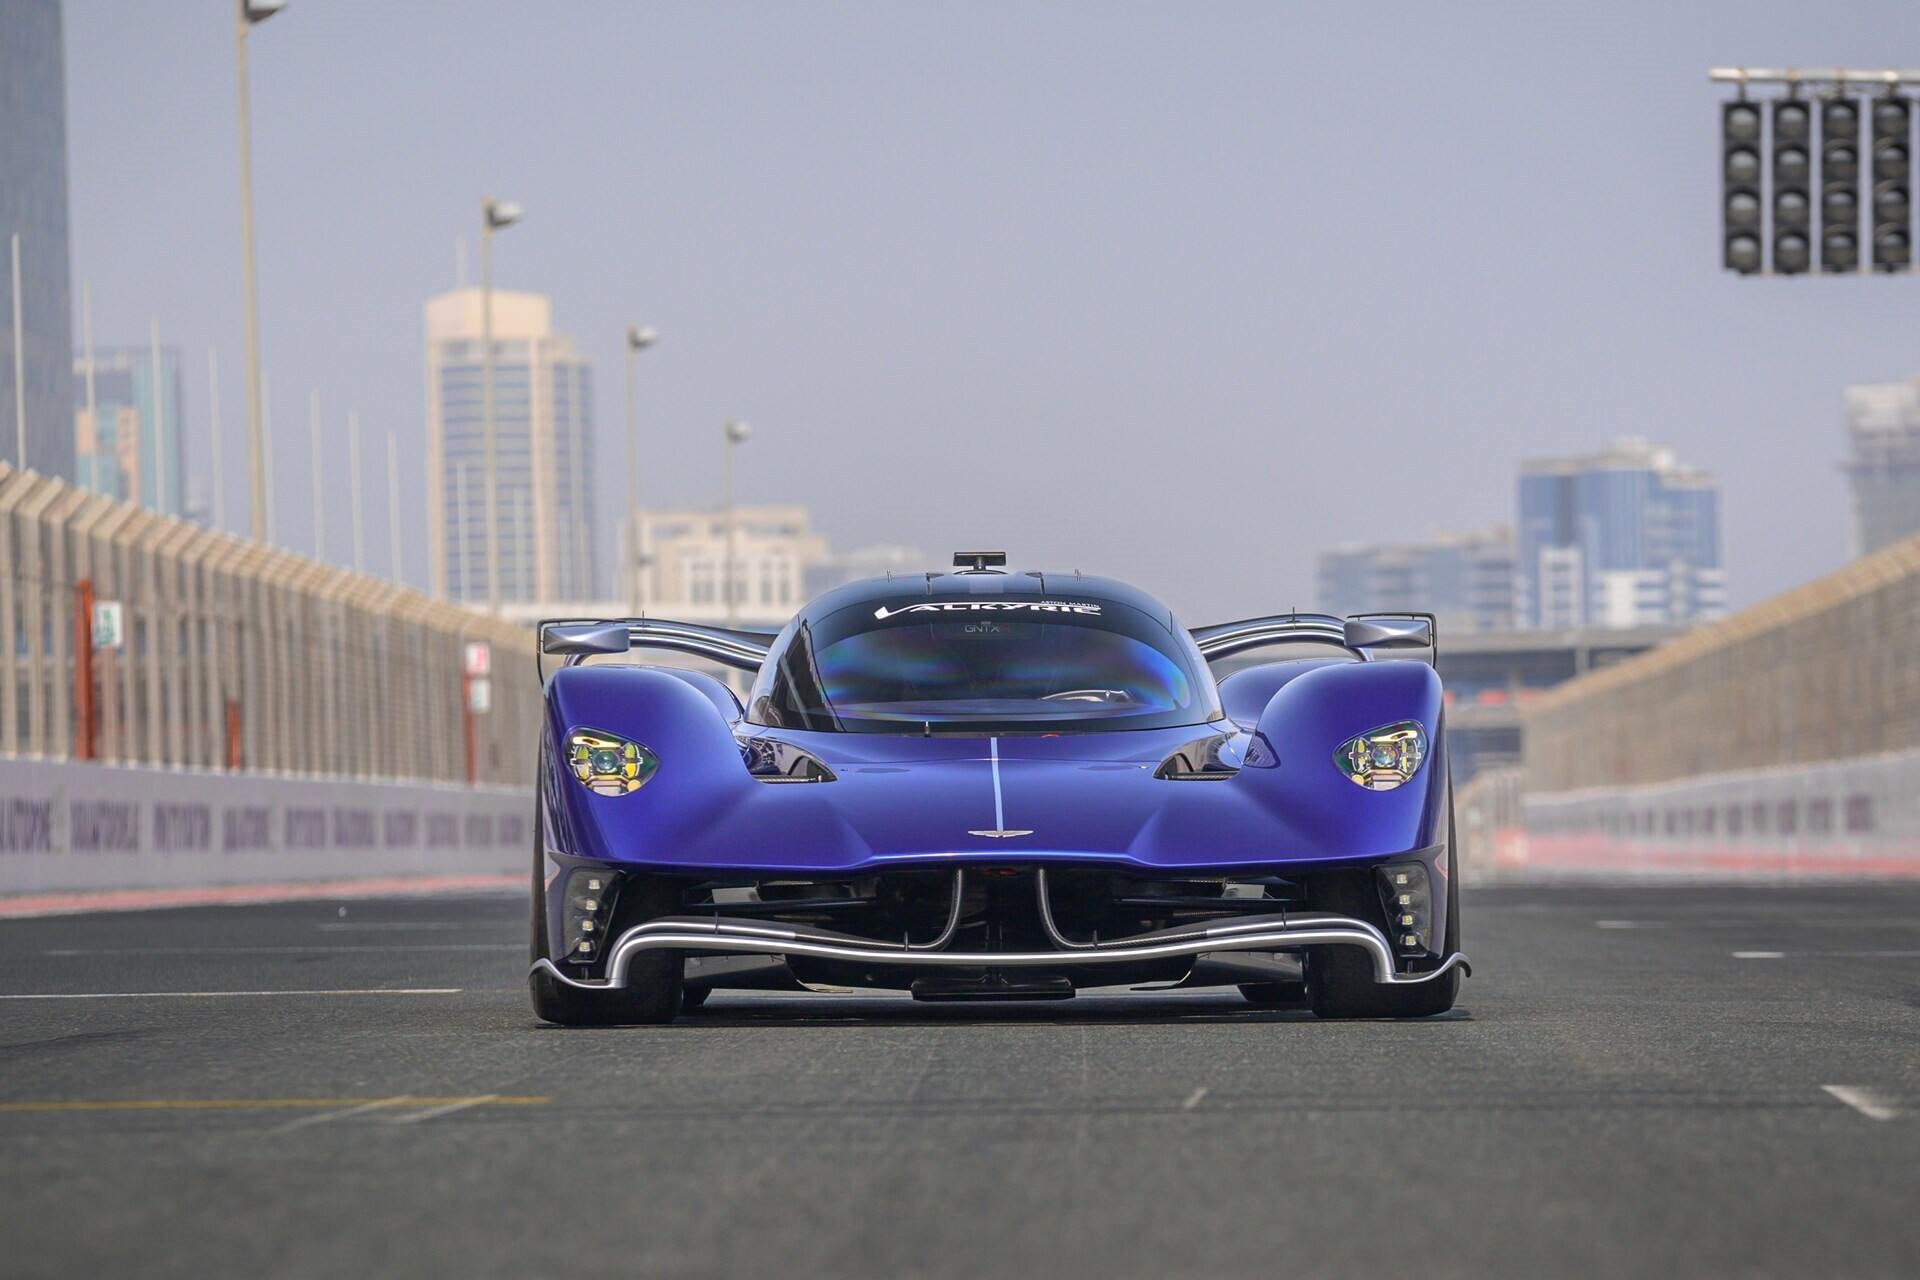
[
  {"xmin": 1820, "ymin": 98, "xmax": 1861, "ymax": 272},
  {"xmin": 1722, "ymin": 101, "xmax": 1764, "ymax": 273},
  {"xmin": 1771, "ymin": 99, "xmax": 1812, "ymax": 272},
  {"xmin": 1870, "ymin": 96, "xmax": 1911, "ymax": 271}
]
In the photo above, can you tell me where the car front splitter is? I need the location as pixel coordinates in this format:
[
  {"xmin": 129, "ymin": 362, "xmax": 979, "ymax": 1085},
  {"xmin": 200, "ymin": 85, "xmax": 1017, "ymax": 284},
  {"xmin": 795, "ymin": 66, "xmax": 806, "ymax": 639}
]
[{"xmin": 531, "ymin": 910, "xmax": 1470, "ymax": 992}]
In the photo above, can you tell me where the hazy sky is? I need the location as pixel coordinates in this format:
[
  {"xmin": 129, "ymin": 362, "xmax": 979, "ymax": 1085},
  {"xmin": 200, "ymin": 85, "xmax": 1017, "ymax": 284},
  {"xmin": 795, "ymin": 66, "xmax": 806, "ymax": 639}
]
[{"xmin": 58, "ymin": 1, "xmax": 1920, "ymax": 621}]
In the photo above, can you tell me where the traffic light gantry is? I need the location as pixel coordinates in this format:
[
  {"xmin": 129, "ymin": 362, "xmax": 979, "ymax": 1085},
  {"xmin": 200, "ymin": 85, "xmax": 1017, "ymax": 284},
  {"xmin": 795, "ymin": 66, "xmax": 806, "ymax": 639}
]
[{"xmin": 1711, "ymin": 67, "xmax": 1917, "ymax": 277}]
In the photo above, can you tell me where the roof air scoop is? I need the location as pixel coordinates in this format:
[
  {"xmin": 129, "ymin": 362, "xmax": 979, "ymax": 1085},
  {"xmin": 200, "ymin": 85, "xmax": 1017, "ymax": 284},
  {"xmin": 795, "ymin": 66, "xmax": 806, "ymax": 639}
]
[{"xmin": 953, "ymin": 551, "xmax": 1008, "ymax": 574}]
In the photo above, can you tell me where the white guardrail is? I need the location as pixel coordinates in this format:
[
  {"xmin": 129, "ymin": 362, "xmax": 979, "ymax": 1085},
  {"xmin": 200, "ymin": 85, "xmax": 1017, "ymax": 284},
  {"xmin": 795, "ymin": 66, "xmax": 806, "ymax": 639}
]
[
  {"xmin": 1461, "ymin": 749, "xmax": 1920, "ymax": 881},
  {"xmin": 0, "ymin": 758, "xmax": 529, "ymax": 896}
]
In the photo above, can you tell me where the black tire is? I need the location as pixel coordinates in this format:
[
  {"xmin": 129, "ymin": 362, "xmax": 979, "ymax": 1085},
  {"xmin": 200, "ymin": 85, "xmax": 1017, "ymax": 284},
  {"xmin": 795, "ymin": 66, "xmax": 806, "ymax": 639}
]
[
  {"xmin": 1238, "ymin": 979, "xmax": 1310, "ymax": 1008},
  {"xmin": 528, "ymin": 789, "xmax": 684, "ymax": 1027},
  {"xmin": 1307, "ymin": 779, "xmax": 1462, "ymax": 1021}
]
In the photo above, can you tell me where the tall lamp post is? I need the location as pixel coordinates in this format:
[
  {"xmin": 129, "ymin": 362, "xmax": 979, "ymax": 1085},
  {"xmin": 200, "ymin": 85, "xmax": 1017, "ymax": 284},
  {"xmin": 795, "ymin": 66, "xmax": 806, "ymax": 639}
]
[
  {"xmin": 234, "ymin": 0, "xmax": 285, "ymax": 542},
  {"xmin": 623, "ymin": 324, "xmax": 659, "ymax": 613},
  {"xmin": 479, "ymin": 195, "xmax": 522, "ymax": 614},
  {"xmin": 722, "ymin": 419, "xmax": 751, "ymax": 627}
]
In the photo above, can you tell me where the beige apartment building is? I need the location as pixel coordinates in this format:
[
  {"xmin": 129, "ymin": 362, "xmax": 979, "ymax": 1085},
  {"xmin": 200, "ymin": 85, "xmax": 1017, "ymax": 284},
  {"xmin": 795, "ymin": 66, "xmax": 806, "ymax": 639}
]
[{"xmin": 635, "ymin": 505, "xmax": 828, "ymax": 624}]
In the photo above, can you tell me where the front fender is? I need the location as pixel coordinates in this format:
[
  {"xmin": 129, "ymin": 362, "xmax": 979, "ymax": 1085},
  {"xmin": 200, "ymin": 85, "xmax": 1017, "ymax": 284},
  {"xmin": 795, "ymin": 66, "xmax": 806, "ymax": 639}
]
[
  {"xmin": 1231, "ymin": 659, "xmax": 1447, "ymax": 858},
  {"xmin": 543, "ymin": 665, "xmax": 752, "ymax": 865}
]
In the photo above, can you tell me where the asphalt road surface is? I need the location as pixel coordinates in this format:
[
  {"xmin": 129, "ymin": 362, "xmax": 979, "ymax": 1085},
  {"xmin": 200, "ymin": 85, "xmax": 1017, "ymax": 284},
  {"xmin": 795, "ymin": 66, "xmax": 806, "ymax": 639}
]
[{"xmin": 3, "ymin": 882, "xmax": 1918, "ymax": 1279}]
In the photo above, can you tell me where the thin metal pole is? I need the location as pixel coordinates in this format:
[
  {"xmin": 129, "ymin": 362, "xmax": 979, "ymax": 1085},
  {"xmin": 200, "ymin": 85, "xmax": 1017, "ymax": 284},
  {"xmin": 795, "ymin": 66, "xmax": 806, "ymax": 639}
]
[
  {"xmin": 308, "ymin": 388, "xmax": 324, "ymax": 559},
  {"xmin": 480, "ymin": 206, "xmax": 499, "ymax": 614},
  {"xmin": 348, "ymin": 408, "xmax": 365, "ymax": 573},
  {"xmin": 513, "ymin": 488, "xmax": 528, "ymax": 605},
  {"xmin": 235, "ymin": 4, "xmax": 267, "ymax": 541},
  {"xmin": 9, "ymin": 233, "xmax": 23, "ymax": 467},
  {"xmin": 149, "ymin": 317, "xmax": 165, "ymax": 512},
  {"xmin": 209, "ymin": 346, "xmax": 224, "ymax": 531},
  {"xmin": 456, "ymin": 462, "xmax": 470, "ymax": 602},
  {"xmin": 81, "ymin": 281, "xmax": 97, "ymax": 492},
  {"xmin": 724, "ymin": 433, "xmax": 737, "ymax": 627},
  {"xmin": 386, "ymin": 428, "xmax": 403, "ymax": 582},
  {"xmin": 625, "ymin": 337, "xmax": 638, "ymax": 612},
  {"xmin": 568, "ymin": 360, "xmax": 586, "ymax": 600},
  {"xmin": 261, "ymin": 370, "xmax": 276, "ymax": 543},
  {"xmin": 1708, "ymin": 66, "xmax": 1920, "ymax": 87}
]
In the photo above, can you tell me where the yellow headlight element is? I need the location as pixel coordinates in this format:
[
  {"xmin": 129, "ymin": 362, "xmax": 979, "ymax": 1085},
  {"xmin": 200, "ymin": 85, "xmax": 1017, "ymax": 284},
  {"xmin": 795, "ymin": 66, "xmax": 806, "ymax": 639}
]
[
  {"xmin": 565, "ymin": 729, "xmax": 657, "ymax": 797},
  {"xmin": 1334, "ymin": 721, "xmax": 1427, "ymax": 791}
]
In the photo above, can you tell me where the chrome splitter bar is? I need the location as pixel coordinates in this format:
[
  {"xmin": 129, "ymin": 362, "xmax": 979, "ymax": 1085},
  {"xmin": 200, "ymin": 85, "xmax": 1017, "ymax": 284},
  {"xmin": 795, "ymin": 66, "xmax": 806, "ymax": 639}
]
[{"xmin": 532, "ymin": 910, "xmax": 1471, "ymax": 993}]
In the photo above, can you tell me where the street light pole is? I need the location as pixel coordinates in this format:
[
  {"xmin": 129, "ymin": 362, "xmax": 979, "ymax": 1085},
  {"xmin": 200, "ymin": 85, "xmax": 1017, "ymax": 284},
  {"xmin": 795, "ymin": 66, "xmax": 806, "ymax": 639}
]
[
  {"xmin": 722, "ymin": 419, "xmax": 751, "ymax": 628},
  {"xmin": 478, "ymin": 195, "xmax": 521, "ymax": 614},
  {"xmin": 9, "ymin": 233, "xmax": 22, "ymax": 467},
  {"xmin": 308, "ymin": 388, "xmax": 324, "ymax": 559},
  {"xmin": 623, "ymin": 324, "xmax": 658, "ymax": 614},
  {"xmin": 348, "ymin": 408, "xmax": 365, "ymax": 573},
  {"xmin": 233, "ymin": 0, "xmax": 284, "ymax": 543},
  {"xmin": 386, "ymin": 428, "xmax": 403, "ymax": 582}
]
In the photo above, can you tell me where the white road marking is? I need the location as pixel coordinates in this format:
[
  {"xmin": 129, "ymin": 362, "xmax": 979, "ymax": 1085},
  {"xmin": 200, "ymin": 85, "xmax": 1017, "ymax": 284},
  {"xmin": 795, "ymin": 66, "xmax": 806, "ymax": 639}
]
[
  {"xmin": 389, "ymin": 1095, "xmax": 499, "ymax": 1125},
  {"xmin": 315, "ymin": 921, "xmax": 500, "ymax": 932},
  {"xmin": 273, "ymin": 1096, "xmax": 412, "ymax": 1133},
  {"xmin": 0, "ymin": 988, "xmax": 463, "ymax": 1000},
  {"xmin": 1727, "ymin": 951, "xmax": 1920, "ymax": 960},
  {"xmin": 41, "ymin": 944, "xmax": 516, "ymax": 956},
  {"xmin": 1823, "ymin": 1085, "xmax": 1900, "ymax": 1121},
  {"xmin": 1182, "ymin": 1087, "xmax": 1209, "ymax": 1111},
  {"xmin": 1595, "ymin": 920, "xmax": 1667, "ymax": 929}
]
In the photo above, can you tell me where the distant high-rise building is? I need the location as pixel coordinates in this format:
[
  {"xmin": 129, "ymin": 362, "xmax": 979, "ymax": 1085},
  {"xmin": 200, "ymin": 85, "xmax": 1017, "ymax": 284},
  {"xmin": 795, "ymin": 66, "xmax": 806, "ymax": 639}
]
[
  {"xmin": 424, "ymin": 288, "xmax": 597, "ymax": 605},
  {"xmin": 639, "ymin": 505, "xmax": 828, "ymax": 624},
  {"xmin": 72, "ymin": 344, "xmax": 186, "ymax": 515},
  {"xmin": 1842, "ymin": 377, "xmax": 1920, "ymax": 557},
  {"xmin": 1316, "ymin": 527, "xmax": 1514, "ymax": 632},
  {"xmin": 1, "ymin": 0, "xmax": 76, "ymax": 480},
  {"xmin": 1516, "ymin": 437, "xmax": 1725, "ymax": 630}
]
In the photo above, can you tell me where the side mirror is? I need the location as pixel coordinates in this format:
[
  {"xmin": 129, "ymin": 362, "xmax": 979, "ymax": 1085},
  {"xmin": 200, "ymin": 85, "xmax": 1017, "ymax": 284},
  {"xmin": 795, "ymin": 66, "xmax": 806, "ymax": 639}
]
[
  {"xmin": 1343, "ymin": 616, "xmax": 1433, "ymax": 650},
  {"xmin": 540, "ymin": 622, "xmax": 632, "ymax": 657}
]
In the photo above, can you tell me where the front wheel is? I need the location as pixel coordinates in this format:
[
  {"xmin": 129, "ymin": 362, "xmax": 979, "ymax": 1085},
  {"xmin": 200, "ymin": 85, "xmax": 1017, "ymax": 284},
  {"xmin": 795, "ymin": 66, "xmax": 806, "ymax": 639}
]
[
  {"xmin": 529, "ymin": 800, "xmax": 683, "ymax": 1027},
  {"xmin": 1307, "ymin": 781, "xmax": 1462, "ymax": 1020}
]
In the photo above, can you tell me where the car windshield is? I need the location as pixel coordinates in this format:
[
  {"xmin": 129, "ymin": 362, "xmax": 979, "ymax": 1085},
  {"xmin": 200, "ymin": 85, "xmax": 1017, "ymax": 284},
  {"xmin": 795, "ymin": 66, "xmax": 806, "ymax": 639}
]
[{"xmin": 749, "ymin": 597, "xmax": 1218, "ymax": 734}]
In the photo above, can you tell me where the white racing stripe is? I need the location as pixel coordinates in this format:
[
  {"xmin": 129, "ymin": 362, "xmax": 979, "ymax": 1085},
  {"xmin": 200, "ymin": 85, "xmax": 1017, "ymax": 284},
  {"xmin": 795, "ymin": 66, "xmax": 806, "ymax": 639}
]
[
  {"xmin": 1823, "ymin": 1085, "xmax": 1900, "ymax": 1121},
  {"xmin": 990, "ymin": 736, "xmax": 1005, "ymax": 830}
]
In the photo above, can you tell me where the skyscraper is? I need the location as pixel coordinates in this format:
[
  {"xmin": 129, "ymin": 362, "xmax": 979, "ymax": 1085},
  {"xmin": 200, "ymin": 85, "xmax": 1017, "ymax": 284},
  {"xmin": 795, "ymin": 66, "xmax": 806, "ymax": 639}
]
[
  {"xmin": 1842, "ymin": 377, "xmax": 1920, "ymax": 557},
  {"xmin": 0, "ymin": 0, "xmax": 76, "ymax": 480},
  {"xmin": 1516, "ymin": 438, "xmax": 1725, "ymax": 630},
  {"xmin": 72, "ymin": 344, "xmax": 186, "ymax": 515},
  {"xmin": 1315, "ymin": 527, "xmax": 1514, "ymax": 633},
  {"xmin": 424, "ymin": 288, "xmax": 598, "ymax": 605}
]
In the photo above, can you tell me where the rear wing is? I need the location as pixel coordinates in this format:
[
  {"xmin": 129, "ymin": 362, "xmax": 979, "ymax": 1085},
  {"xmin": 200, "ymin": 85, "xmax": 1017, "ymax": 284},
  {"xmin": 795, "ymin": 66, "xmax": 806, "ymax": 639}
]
[
  {"xmin": 536, "ymin": 617, "xmax": 779, "ymax": 681},
  {"xmin": 1188, "ymin": 612, "xmax": 1437, "ymax": 666}
]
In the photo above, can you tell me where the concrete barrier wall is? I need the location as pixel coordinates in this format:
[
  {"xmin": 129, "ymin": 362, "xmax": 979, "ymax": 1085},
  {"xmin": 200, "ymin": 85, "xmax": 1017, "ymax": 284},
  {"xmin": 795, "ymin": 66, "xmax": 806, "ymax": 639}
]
[{"xmin": 0, "ymin": 758, "xmax": 530, "ymax": 895}]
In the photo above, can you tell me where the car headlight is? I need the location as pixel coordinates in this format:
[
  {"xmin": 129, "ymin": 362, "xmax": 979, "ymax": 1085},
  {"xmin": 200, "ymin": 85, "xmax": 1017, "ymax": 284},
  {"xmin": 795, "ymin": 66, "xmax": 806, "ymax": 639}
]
[
  {"xmin": 565, "ymin": 729, "xmax": 657, "ymax": 796},
  {"xmin": 1334, "ymin": 721, "xmax": 1427, "ymax": 791}
]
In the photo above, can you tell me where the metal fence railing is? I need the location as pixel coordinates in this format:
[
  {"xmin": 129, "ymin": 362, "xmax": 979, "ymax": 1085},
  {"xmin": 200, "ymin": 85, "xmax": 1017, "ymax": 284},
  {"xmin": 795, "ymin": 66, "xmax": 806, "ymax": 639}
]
[{"xmin": 0, "ymin": 464, "xmax": 535, "ymax": 786}]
